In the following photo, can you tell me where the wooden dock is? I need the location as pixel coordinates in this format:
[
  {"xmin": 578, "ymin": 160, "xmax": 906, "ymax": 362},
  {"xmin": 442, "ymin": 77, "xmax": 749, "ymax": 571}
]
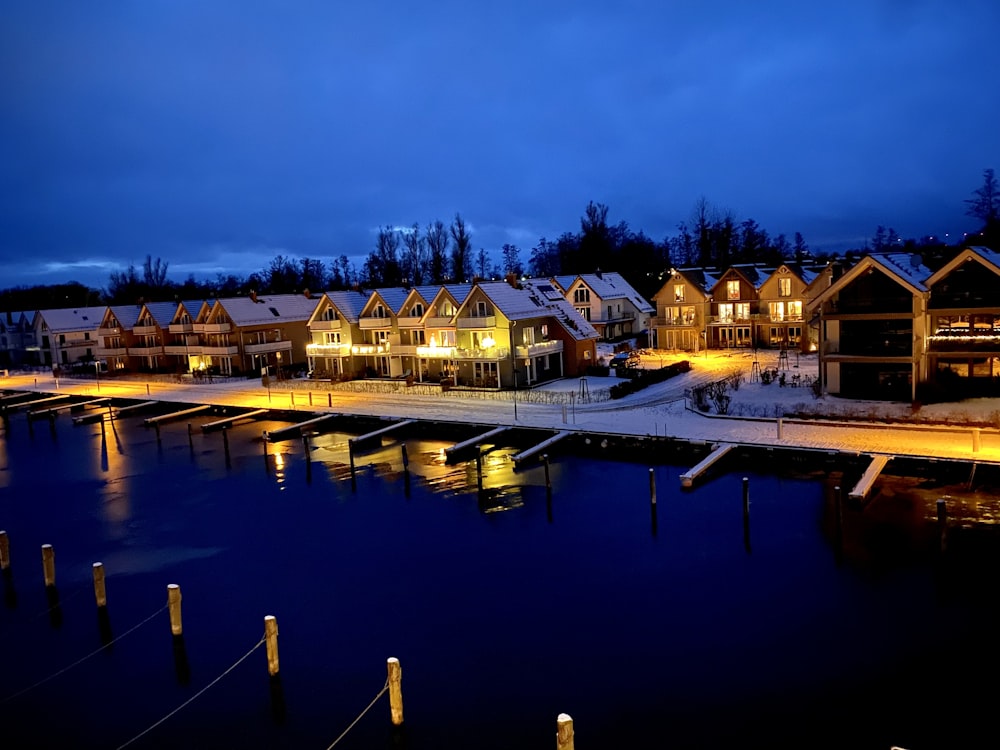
[
  {"xmin": 511, "ymin": 430, "xmax": 571, "ymax": 467},
  {"xmin": 143, "ymin": 404, "xmax": 211, "ymax": 426},
  {"xmin": 350, "ymin": 419, "xmax": 417, "ymax": 450},
  {"xmin": 445, "ymin": 426, "xmax": 511, "ymax": 458},
  {"xmin": 29, "ymin": 397, "xmax": 110, "ymax": 419},
  {"xmin": 679, "ymin": 443, "xmax": 734, "ymax": 488},
  {"xmin": 3, "ymin": 394, "xmax": 71, "ymax": 412},
  {"xmin": 201, "ymin": 409, "xmax": 270, "ymax": 433},
  {"xmin": 848, "ymin": 454, "xmax": 891, "ymax": 502},
  {"xmin": 264, "ymin": 413, "xmax": 339, "ymax": 442}
]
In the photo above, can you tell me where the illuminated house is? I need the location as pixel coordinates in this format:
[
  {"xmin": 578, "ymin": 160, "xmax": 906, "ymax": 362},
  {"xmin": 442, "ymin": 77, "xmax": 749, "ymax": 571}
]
[
  {"xmin": 0, "ymin": 312, "xmax": 32, "ymax": 368},
  {"xmin": 551, "ymin": 271, "xmax": 654, "ymax": 341},
  {"xmin": 385, "ymin": 284, "xmax": 471, "ymax": 383},
  {"xmin": 354, "ymin": 288, "xmax": 409, "ymax": 377},
  {"xmin": 191, "ymin": 292, "xmax": 316, "ymax": 377},
  {"xmin": 96, "ymin": 302, "xmax": 178, "ymax": 373},
  {"xmin": 305, "ymin": 290, "xmax": 369, "ymax": 380},
  {"xmin": 163, "ymin": 300, "xmax": 210, "ymax": 373},
  {"xmin": 650, "ymin": 269, "xmax": 717, "ymax": 352},
  {"xmin": 29, "ymin": 306, "xmax": 107, "ymax": 370},
  {"xmin": 706, "ymin": 265, "xmax": 764, "ymax": 349},
  {"xmin": 923, "ymin": 246, "xmax": 1000, "ymax": 396},
  {"xmin": 753, "ymin": 264, "xmax": 820, "ymax": 351}
]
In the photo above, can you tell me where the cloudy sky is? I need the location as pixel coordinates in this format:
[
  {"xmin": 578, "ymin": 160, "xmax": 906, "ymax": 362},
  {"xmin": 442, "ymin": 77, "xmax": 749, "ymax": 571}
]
[{"xmin": 2, "ymin": 1, "xmax": 998, "ymax": 291}]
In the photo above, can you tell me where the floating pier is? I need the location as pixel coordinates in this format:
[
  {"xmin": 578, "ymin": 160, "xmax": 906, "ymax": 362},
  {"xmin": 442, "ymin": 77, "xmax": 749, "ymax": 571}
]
[
  {"xmin": 3, "ymin": 394, "xmax": 71, "ymax": 412},
  {"xmin": 511, "ymin": 430, "xmax": 571, "ymax": 467},
  {"xmin": 201, "ymin": 409, "xmax": 270, "ymax": 433},
  {"xmin": 263, "ymin": 413, "xmax": 339, "ymax": 442},
  {"xmin": 350, "ymin": 419, "xmax": 417, "ymax": 450},
  {"xmin": 29, "ymin": 397, "xmax": 110, "ymax": 420},
  {"xmin": 679, "ymin": 443, "xmax": 735, "ymax": 488},
  {"xmin": 848, "ymin": 454, "xmax": 891, "ymax": 503},
  {"xmin": 445, "ymin": 426, "xmax": 511, "ymax": 458},
  {"xmin": 143, "ymin": 405, "xmax": 212, "ymax": 426}
]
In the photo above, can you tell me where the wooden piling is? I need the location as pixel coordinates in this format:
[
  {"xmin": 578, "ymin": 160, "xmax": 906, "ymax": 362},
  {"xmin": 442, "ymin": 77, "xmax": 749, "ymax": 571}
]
[
  {"xmin": 476, "ymin": 445, "xmax": 484, "ymax": 492},
  {"xmin": 972, "ymin": 428, "xmax": 981, "ymax": 453},
  {"xmin": 777, "ymin": 418, "xmax": 783, "ymax": 439},
  {"xmin": 264, "ymin": 615, "xmax": 279, "ymax": 676},
  {"xmin": 742, "ymin": 476, "xmax": 750, "ymax": 516},
  {"xmin": 187, "ymin": 422, "xmax": 193, "ymax": 447},
  {"xmin": 42, "ymin": 544, "xmax": 55, "ymax": 587},
  {"xmin": 290, "ymin": 392, "xmax": 295, "ymax": 407},
  {"xmin": 401, "ymin": 443, "xmax": 409, "ymax": 469},
  {"xmin": 308, "ymin": 391, "xmax": 313, "ymax": 406},
  {"xmin": 328, "ymin": 393, "xmax": 332, "ymax": 408},
  {"xmin": 387, "ymin": 657, "xmax": 403, "ymax": 725},
  {"xmin": 937, "ymin": 498, "xmax": 948, "ymax": 553},
  {"xmin": 556, "ymin": 713, "xmax": 575, "ymax": 750},
  {"xmin": 302, "ymin": 433, "xmax": 310, "ymax": 457},
  {"xmin": 0, "ymin": 530, "xmax": 9, "ymax": 570},
  {"xmin": 543, "ymin": 454, "xmax": 551, "ymax": 493},
  {"xmin": 649, "ymin": 468, "xmax": 657, "ymax": 506},
  {"xmin": 167, "ymin": 583, "xmax": 183, "ymax": 635},
  {"xmin": 222, "ymin": 426, "xmax": 231, "ymax": 464},
  {"xmin": 154, "ymin": 421, "xmax": 161, "ymax": 443},
  {"xmin": 93, "ymin": 562, "xmax": 107, "ymax": 608},
  {"xmin": 146, "ymin": 383, "xmax": 151, "ymax": 396},
  {"xmin": 348, "ymin": 439, "xmax": 356, "ymax": 483}
]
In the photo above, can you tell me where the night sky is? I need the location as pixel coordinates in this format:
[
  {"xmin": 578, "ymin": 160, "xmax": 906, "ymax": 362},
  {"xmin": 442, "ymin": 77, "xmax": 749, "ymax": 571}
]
[{"xmin": 2, "ymin": 1, "xmax": 998, "ymax": 290}]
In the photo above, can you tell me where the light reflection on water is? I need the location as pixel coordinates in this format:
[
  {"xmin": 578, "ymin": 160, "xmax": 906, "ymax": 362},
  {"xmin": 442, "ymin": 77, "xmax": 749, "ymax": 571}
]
[{"xmin": 0, "ymin": 409, "xmax": 998, "ymax": 749}]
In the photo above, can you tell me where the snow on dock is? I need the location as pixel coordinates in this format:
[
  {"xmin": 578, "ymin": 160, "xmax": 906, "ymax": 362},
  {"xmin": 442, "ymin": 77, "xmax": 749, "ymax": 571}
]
[
  {"xmin": 680, "ymin": 443, "xmax": 735, "ymax": 488},
  {"xmin": 848, "ymin": 454, "xmax": 891, "ymax": 502}
]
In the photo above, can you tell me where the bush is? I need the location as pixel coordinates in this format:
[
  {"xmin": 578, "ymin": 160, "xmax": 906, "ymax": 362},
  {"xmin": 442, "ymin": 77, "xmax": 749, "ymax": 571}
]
[{"xmin": 609, "ymin": 360, "xmax": 691, "ymax": 399}]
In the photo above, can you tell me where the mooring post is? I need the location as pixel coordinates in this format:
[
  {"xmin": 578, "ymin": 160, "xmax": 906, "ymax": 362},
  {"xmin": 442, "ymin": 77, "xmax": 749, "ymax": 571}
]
[
  {"xmin": 649, "ymin": 468, "xmax": 657, "ymax": 506},
  {"xmin": 476, "ymin": 444, "xmax": 484, "ymax": 493},
  {"xmin": 154, "ymin": 421, "xmax": 161, "ymax": 443},
  {"xmin": 543, "ymin": 454, "xmax": 551, "ymax": 493},
  {"xmin": 222, "ymin": 426, "xmax": 231, "ymax": 465},
  {"xmin": 401, "ymin": 442, "xmax": 409, "ymax": 470},
  {"xmin": 562, "ymin": 404, "xmax": 567, "ymax": 424},
  {"xmin": 348, "ymin": 438, "xmax": 356, "ymax": 483},
  {"xmin": 187, "ymin": 422, "xmax": 193, "ymax": 448},
  {"xmin": 100, "ymin": 417, "xmax": 106, "ymax": 440},
  {"xmin": 302, "ymin": 433, "xmax": 310, "ymax": 457},
  {"xmin": 328, "ymin": 392, "xmax": 332, "ymax": 408},
  {"xmin": 556, "ymin": 713, "xmax": 575, "ymax": 750},
  {"xmin": 742, "ymin": 476, "xmax": 750, "ymax": 517},
  {"xmin": 290, "ymin": 392, "xmax": 295, "ymax": 408},
  {"xmin": 146, "ymin": 383, "xmax": 151, "ymax": 396},
  {"xmin": 776, "ymin": 418, "xmax": 783, "ymax": 440},
  {"xmin": 264, "ymin": 615, "xmax": 279, "ymax": 677},
  {"xmin": 307, "ymin": 391, "xmax": 312, "ymax": 406},
  {"xmin": 93, "ymin": 562, "xmax": 107, "ymax": 608},
  {"xmin": 168, "ymin": 583, "xmax": 183, "ymax": 635},
  {"xmin": 0, "ymin": 529, "xmax": 9, "ymax": 570},
  {"xmin": 108, "ymin": 403, "xmax": 114, "ymax": 422},
  {"xmin": 972, "ymin": 428, "xmax": 981, "ymax": 453},
  {"xmin": 937, "ymin": 498, "xmax": 948, "ymax": 553},
  {"xmin": 41, "ymin": 544, "xmax": 55, "ymax": 587},
  {"xmin": 387, "ymin": 657, "xmax": 403, "ymax": 725}
]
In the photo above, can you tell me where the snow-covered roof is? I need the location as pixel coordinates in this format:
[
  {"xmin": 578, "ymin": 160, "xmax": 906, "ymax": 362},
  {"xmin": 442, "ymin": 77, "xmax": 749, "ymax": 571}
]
[
  {"xmin": 217, "ymin": 293, "xmax": 318, "ymax": 326},
  {"xmin": 476, "ymin": 281, "xmax": 598, "ymax": 341},
  {"xmin": 144, "ymin": 302, "xmax": 181, "ymax": 327},
  {"xmin": 323, "ymin": 291, "xmax": 369, "ymax": 323},
  {"xmin": 575, "ymin": 272, "xmax": 654, "ymax": 312},
  {"xmin": 869, "ymin": 253, "xmax": 932, "ymax": 291},
  {"xmin": 108, "ymin": 305, "xmax": 142, "ymax": 328},
  {"xmin": 369, "ymin": 288, "xmax": 410, "ymax": 314},
  {"xmin": 35, "ymin": 306, "xmax": 107, "ymax": 333}
]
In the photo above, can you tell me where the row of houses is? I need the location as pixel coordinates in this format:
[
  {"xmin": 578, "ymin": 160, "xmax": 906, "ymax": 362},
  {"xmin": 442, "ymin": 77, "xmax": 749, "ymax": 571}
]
[
  {"xmin": 650, "ymin": 246, "xmax": 1000, "ymax": 401},
  {"xmin": 1, "ymin": 273, "xmax": 654, "ymax": 389}
]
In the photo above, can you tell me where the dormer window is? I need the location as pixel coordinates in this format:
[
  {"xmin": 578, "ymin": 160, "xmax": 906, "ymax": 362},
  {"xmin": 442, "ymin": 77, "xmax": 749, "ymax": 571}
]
[
  {"xmin": 674, "ymin": 285, "xmax": 685, "ymax": 303},
  {"xmin": 374, "ymin": 304, "xmax": 386, "ymax": 318},
  {"xmin": 475, "ymin": 301, "xmax": 488, "ymax": 317},
  {"xmin": 322, "ymin": 307, "xmax": 337, "ymax": 321},
  {"xmin": 726, "ymin": 280, "xmax": 740, "ymax": 300},
  {"xmin": 778, "ymin": 277, "xmax": 792, "ymax": 298},
  {"xmin": 411, "ymin": 303, "xmax": 424, "ymax": 317}
]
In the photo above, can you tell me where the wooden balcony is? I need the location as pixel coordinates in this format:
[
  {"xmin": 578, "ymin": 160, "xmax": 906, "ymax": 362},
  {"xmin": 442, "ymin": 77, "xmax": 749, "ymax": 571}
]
[
  {"xmin": 133, "ymin": 324, "xmax": 158, "ymax": 336},
  {"xmin": 201, "ymin": 345, "xmax": 239, "ymax": 356},
  {"xmin": 244, "ymin": 340, "xmax": 292, "ymax": 355},
  {"xmin": 516, "ymin": 340, "xmax": 563, "ymax": 359},
  {"xmin": 310, "ymin": 319, "xmax": 343, "ymax": 331},
  {"xmin": 359, "ymin": 317, "xmax": 394, "ymax": 330},
  {"xmin": 457, "ymin": 315, "xmax": 496, "ymax": 329}
]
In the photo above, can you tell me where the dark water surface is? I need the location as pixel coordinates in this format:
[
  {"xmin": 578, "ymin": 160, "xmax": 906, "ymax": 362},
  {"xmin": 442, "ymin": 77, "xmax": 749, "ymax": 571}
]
[{"xmin": 0, "ymin": 408, "xmax": 997, "ymax": 749}]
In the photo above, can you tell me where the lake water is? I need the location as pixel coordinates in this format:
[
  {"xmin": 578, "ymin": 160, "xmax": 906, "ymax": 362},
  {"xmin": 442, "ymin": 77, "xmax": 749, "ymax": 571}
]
[{"xmin": 0, "ymin": 404, "xmax": 997, "ymax": 749}]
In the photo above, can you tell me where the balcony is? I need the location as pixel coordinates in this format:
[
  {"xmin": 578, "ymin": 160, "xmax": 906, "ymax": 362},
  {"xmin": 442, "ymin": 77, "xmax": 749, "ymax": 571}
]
[
  {"xmin": 168, "ymin": 322, "xmax": 194, "ymax": 334},
  {"xmin": 359, "ymin": 316, "xmax": 394, "ymax": 330},
  {"xmin": 306, "ymin": 342, "xmax": 351, "ymax": 356},
  {"xmin": 516, "ymin": 340, "xmax": 564, "ymax": 359},
  {"xmin": 709, "ymin": 315, "xmax": 753, "ymax": 325},
  {"xmin": 201, "ymin": 345, "xmax": 239, "ymax": 356},
  {"xmin": 98, "ymin": 327, "xmax": 122, "ymax": 338},
  {"xmin": 133, "ymin": 324, "xmax": 158, "ymax": 336},
  {"xmin": 244, "ymin": 340, "xmax": 292, "ymax": 355},
  {"xmin": 424, "ymin": 316, "xmax": 454, "ymax": 328},
  {"xmin": 97, "ymin": 347, "xmax": 127, "ymax": 358},
  {"xmin": 653, "ymin": 316, "xmax": 696, "ymax": 328},
  {"xmin": 199, "ymin": 322, "xmax": 232, "ymax": 334},
  {"xmin": 310, "ymin": 319, "xmax": 343, "ymax": 331},
  {"xmin": 129, "ymin": 343, "xmax": 164, "ymax": 355},
  {"xmin": 164, "ymin": 345, "xmax": 203, "ymax": 356},
  {"xmin": 455, "ymin": 346, "xmax": 510, "ymax": 361},
  {"xmin": 457, "ymin": 315, "xmax": 496, "ymax": 329},
  {"xmin": 593, "ymin": 311, "xmax": 636, "ymax": 324},
  {"xmin": 397, "ymin": 316, "xmax": 423, "ymax": 329},
  {"xmin": 927, "ymin": 333, "xmax": 1000, "ymax": 354}
]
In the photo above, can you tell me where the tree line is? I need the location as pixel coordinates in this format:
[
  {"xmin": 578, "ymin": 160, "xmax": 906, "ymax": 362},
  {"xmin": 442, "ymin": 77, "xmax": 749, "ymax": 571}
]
[{"xmin": 3, "ymin": 169, "xmax": 998, "ymax": 310}]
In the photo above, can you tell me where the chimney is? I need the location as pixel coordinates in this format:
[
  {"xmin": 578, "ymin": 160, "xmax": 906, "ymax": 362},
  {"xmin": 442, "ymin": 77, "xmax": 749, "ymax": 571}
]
[
  {"xmin": 595, "ymin": 268, "xmax": 603, "ymax": 279},
  {"xmin": 250, "ymin": 290, "xmax": 258, "ymax": 303},
  {"xmin": 505, "ymin": 273, "xmax": 518, "ymax": 289},
  {"xmin": 303, "ymin": 288, "xmax": 311, "ymax": 299}
]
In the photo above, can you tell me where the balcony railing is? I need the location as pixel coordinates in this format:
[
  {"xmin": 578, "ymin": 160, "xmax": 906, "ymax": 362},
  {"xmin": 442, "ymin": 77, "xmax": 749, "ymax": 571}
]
[
  {"xmin": 133, "ymin": 324, "xmax": 158, "ymax": 336},
  {"xmin": 359, "ymin": 316, "xmax": 394, "ymax": 330},
  {"xmin": 457, "ymin": 315, "xmax": 496, "ymax": 329},
  {"xmin": 424, "ymin": 316, "xmax": 454, "ymax": 328},
  {"xmin": 516, "ymin": 340, "xmax": 564, "ymax": 359},
  {"xmin": 168, "ymin": 322, "xmax": 194, "ymax": 334},
  {"xmin": 98, "ymin": 327, "xmax": 122, "ymax": 337},
  {"xmin": 593, "ymin": 311, "xmax": 636, "ymax": 324},
  {"xmin": 129, "ymin": 344, "xmax": 164, "ymax": 355},
  {"xmin": 653, "ymin": 316, "xmax": 696, "ymax": 327},
  {"xmin": 244, "ymin": 340, "xmax": 292, "ymax": 355},
  {"xmin": 201, "ymin": 345, "xmax": 239, "ymax": 356},
  {"xmin": 97, "ymin": 347, "xmax": 127, "ymax": 358},
  {"xmin": 309, "ymin": 319, "xmax": 343, "ymax": 331},
  {"xmin": 164, "ymin": 345, "xmax": 202, "ymax": 356},
  {"xmin": 199, "ymin": 323, "xmax": 232, "ymax": 334},
  {"xmin": 709, "ymin": 315, "xmax": 753, "ymax": 325},
  {"xmin": 397, "ymin": 317, "xmax": 423, "ymax": 329}
]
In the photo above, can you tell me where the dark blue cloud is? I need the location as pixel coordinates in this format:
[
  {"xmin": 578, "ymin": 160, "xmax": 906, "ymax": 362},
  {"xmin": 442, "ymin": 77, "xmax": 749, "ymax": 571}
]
[{"xmin": 1, "ymin": 1, "xmax": 998, "ymax": 290}]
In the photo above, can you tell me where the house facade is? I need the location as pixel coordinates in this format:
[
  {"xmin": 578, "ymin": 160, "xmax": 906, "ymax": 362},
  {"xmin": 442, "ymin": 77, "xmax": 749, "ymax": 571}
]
[
  {"xmin": 650, "ymin": 269, "xmax": 716, "ymax": 352},
  {"xmin": 553, "ymin": 272, "xmax": 653, "ymax": 341},
  {"xmin": 707, "ymin": 266, "xmax": 762, "ymax": 349},
  {"xmin": 30, "ymin": 306, "xmax": 107, "ymax": 371}
]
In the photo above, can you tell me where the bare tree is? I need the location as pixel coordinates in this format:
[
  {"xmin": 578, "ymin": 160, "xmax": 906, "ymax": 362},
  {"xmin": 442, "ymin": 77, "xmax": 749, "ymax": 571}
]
[
  {"xmin": 501, "ymin": 243, "xmax": 523, "ymax": 276},
  {"xmin": 965, "ymin": 168, "xmax": 999, "ymax": 224},
  {"xmin": 425, "ymin": 220, "xmax": 449, "ymax": 283},
  {"xmin": 450, "ymin": 213, "xmax": 473, "ymax": 281},
  {"xmin": 475, "ymin": 247, "xmax": 490, "ymax": 279},
  {"xmin": 401, "ymin": 223, "xmax": 427, "ymax": 285},
  {"xmin": 142, "ymin": 255, "xmax": 169, "ymax": 289}
]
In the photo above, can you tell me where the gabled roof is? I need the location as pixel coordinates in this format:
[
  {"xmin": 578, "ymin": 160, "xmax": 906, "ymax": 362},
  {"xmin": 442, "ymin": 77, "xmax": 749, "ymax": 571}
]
[
  {"xmin": 174, "ymin": 300, "xmax": 208, "ymax": 323},
  {"xmin": 143, "ymin": 302, "xmax": 181, "ymax": 327},
  {"xmin": 217, "ymin": 293, "xmax": 318, "ymax": 326},
  {"xmin": 807, "ymin": 252, "xmax": 931, "ymax": 311},
  {"xmin": 710, "ymin": 265, "xmax": 762, "ymax": 295},
  {"xmin": 362, "ymin": 289, "xmax": 407, "ymax": 317},
  {"xmin": 35, "ymin": 306, "xmax": 108, "ymax": 333},
  {"xmin": 656, "ymin": 269, "xmax": 715, "ymax": 300},
  {"xmin": 107, "ymin": 305, "xmax": 143, "ymax": 329},
  {"xmin": 473, "ymin": 281, "xmax": 598, "ymax": 341},
  {"xmin": 925, "ymin": 245, "xmax": 1000, "ymax": 286},
  {"xmin": 322, "ymin": 291, "xmax": 370, "ymax": 324},
  {"xmin": 567, "ymin": 272, "xmax": 654, "ymax": 312}
]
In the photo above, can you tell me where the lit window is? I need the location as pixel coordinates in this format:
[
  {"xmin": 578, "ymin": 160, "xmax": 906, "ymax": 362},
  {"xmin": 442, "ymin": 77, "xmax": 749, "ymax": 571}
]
[
  {"xmin": 674, "ymin": 284, "xmax": 685, "ymax": 302},
  {"xmin": 778, "ymin": 278, "xmax": 791, "ymax": 297},
  {"xmin": 726, "ymin": 280, "xmax": 740, "ymax": 300}
]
